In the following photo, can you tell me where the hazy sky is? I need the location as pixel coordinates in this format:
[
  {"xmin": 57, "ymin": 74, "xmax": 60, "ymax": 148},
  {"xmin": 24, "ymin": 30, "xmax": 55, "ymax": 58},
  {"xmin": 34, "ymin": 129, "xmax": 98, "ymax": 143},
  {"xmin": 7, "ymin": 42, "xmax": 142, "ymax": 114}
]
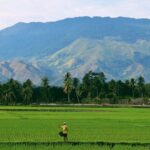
[{"xmin": 0, "ymin": 0, "xmax": 150, "ymax": 29}]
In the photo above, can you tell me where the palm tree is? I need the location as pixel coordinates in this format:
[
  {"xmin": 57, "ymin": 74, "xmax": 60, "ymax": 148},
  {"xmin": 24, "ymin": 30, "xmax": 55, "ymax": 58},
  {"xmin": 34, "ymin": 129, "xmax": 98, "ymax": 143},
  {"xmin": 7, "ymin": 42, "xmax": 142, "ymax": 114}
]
[
  {"xmin": 40, "ymin": 77, "xmax": 50, "ymax": 103},
  {"xmin": 137, "ymin": 76, "xmax": 145, "ymax": 98},
  {"xmin": 124, "ymin": 79, "xmax": 131, "ymax": 97},
  {"xmin": 8, "ymin": 78, "xmax": 22, "ymax": 103},
  {"xmin": 22, "ymin": 79, "xmax": 33, "ymax": 104},
  {"xmin": 93, "ymin": 72, "xmax": 106, "ymax": 97},
  {"xmin": 4, "ymin": 90, "xmax": 15, "ymax": 105},
  {"xmin": 73, "ymin": 78, "xmax": 80, "ymax": 103},
  {"xmin": 2, "ymin": 78, "xmax": 22, "ymax": 104},
  {"xmin": 64, "ymin": 72, "xmax": 73, "ymax": 103},
  {"xmin": 22, "ymin": 87, "xmax": 33, "ymax": 104},
  {"xmin": 108, "ymin": 80, "xmax": 118, "ymax": 104},
  {"xmin": 82, "ymin": 71, "xmax": 94, "ymax": 98},
  {"xmin": 41, "ymin": 77, "xmax": 49, "ymax": 87},
  {"xmin": 130, "ymin": 78, "xmax": 136, "ymax": 98}
]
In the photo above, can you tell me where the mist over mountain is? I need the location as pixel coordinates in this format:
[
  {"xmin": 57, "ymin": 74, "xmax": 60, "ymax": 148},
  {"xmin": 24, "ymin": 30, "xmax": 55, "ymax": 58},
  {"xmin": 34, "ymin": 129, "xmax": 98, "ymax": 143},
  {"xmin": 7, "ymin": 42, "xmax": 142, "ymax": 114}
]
[{"xmin": 0, "ymin": 17, "xmax": 150, "ymax": 84}]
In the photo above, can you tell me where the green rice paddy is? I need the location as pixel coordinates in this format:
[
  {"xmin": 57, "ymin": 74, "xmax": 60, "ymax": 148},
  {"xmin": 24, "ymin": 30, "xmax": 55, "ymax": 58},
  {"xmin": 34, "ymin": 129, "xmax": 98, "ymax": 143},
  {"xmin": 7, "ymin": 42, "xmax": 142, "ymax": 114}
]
[
  {"xmin": 0, "ymin": 144, "xmax": 149, "ymax": 150},
  {"xmin": 0, "ymin": 106, "xmax": 149, "ymax": 149}
]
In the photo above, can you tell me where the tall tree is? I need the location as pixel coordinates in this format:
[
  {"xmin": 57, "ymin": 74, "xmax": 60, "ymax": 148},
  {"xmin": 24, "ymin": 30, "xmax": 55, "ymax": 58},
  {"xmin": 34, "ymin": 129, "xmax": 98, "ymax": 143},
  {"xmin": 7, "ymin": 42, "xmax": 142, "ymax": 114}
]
[
  {"xmin": 108, "ymin": 80, "xmax": 118, "ymax": 103},
  {"xmin": 64, "ymin": 72, "xmax": 73, "ymax": 103},
  {"xmin": 93, "ymin": 72, "xmax": 106, "ymax": 97},
  {"xmin": 130, "ymin": 78, "xmax": 136, "ymax": 98},
  {"xmin": 116, "ymin": 80, "xmax": 123, "ymax": 98},
  {"xmin": 3, "ymin": 79, "xmax": 22, "ymax": 104},
  {"xmin": 22, "ymin": 79, "xmax": 33, "ymax": 104},
  {"xmin": 82, "ymin": 71, "xmax": 94, "ymax": 98},
  {"xmin": 73, "ymin": 78, "xmax": 80, "ymax": 103},
  {"xmin": 40, "ymin": 77, "xmax": 50, "ymax": 103},
  {"xmin": 3, "ymin": 90, "xmax": 15, "ymax": 105},
  {"xmin": 137, "ymin": 76, "xmax": 145, "ymax": 98},
  {"xmin": 124, "ymin": 80, "xmax": 131, "ymax": 97}
]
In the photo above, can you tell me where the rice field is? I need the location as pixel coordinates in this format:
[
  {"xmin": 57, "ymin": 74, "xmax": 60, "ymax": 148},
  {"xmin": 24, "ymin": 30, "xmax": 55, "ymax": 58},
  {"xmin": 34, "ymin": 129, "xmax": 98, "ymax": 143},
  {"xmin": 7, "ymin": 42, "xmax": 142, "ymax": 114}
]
[
  {"xmin": 0, "ymin": 106, "xmax": 150, "ymax": 149},
  {"xmin": 0, "ymin": 144, "xmax": 149, "ymax": 150}
]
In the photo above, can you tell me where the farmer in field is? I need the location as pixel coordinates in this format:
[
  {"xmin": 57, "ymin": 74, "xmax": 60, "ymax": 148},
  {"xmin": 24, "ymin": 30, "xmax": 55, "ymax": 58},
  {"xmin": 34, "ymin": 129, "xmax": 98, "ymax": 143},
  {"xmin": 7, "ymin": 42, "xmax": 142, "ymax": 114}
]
[{"xmin": 59, "ymin": 122, "xmax": 68, "ymax": 142}]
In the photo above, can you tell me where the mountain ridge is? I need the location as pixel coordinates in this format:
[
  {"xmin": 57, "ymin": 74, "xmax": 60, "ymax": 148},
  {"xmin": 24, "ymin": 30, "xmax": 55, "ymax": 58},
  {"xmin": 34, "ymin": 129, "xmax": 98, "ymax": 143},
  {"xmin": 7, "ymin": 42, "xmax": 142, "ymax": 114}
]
[
  {"xmin": 0, "ymin": 17, "xmax": 150, "ymax": 84},
  {"xmin": 40, "ymin": 38, "xmax": 149, "ymax": 83},
  {"xmin": 1, "ymin": 16, "xmax": 150, "ymax": 59}
]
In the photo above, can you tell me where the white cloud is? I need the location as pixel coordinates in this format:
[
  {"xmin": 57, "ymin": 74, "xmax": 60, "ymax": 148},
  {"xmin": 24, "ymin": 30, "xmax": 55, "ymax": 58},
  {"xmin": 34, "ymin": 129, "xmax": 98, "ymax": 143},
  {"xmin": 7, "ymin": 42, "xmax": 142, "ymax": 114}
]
[{"xmin": 0, "ymin": 0, "xmax": 150, "ymax": 29}]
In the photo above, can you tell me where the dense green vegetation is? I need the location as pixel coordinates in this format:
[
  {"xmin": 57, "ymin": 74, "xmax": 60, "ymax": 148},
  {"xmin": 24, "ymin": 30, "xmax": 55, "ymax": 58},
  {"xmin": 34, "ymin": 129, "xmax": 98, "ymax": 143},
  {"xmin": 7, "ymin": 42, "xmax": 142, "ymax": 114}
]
[{"xmin": 0, "ymin": 71, "xmax": 150, "ymax": 105}]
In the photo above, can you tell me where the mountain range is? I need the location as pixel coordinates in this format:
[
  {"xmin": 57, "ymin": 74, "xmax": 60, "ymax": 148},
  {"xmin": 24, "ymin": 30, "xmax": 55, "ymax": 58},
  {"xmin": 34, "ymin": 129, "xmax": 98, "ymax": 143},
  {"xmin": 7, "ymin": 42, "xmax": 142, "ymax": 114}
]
[{"xmin": 0, "ymin": 17, "xmax": 150, "ymax": 84}]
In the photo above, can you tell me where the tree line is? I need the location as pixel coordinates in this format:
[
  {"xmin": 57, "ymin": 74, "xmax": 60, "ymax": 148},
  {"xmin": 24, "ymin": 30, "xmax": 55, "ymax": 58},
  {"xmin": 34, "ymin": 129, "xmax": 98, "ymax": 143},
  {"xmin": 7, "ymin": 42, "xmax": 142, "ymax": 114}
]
[{"xmin": 0, "ymin": 71, "xmax": 150, "ymax": 105}]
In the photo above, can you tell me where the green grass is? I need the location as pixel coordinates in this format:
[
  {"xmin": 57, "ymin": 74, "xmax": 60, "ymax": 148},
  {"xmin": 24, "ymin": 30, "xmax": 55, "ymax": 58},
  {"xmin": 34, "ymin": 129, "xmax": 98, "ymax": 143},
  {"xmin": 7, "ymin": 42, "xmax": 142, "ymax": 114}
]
[
  {"xmin": 0, "ymin": 106, "xmax": 150, "ymax": 149},
  {"xmin": 0, "ymin": 144, "xmax": 149, "ymax": 150},
  {"xmin": 0, "ymin": 107, "xmax": 150, "ymax": 143}
]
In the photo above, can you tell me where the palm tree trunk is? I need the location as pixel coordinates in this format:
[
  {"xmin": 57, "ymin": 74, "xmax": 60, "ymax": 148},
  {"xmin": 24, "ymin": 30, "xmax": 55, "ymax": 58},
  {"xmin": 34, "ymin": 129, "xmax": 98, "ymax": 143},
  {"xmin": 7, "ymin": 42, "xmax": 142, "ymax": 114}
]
[
  {"xmin": 76, "ymin": 91, "xmax": 80, "ymax": 103},
  {"xmin": 132, "ymin": 88, "xmax": 134, "ymax": 98},
  {"xmin": 97, "ymin": 88, "xmax": 99, "ymax": 97},
  {"xmin": 68, "ymin": 93, "xmax": 70, "ymax": 103}
]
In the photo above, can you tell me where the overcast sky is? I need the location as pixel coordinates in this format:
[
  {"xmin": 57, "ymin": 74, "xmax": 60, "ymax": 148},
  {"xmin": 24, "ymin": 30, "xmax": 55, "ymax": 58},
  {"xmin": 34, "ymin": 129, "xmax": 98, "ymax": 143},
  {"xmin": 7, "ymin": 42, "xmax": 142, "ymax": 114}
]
[{"xmin": 0, "ymin": 0, "xmax": 150, "ymax": 29}]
